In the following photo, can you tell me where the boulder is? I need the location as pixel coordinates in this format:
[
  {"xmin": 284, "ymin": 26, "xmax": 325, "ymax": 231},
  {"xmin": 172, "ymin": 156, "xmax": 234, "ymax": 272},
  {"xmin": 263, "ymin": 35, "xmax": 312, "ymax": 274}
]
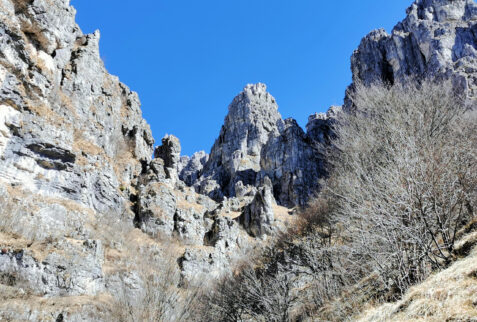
[{"xmin": 239, "ymin": 177, "xmax": 276, "ymax": 237}]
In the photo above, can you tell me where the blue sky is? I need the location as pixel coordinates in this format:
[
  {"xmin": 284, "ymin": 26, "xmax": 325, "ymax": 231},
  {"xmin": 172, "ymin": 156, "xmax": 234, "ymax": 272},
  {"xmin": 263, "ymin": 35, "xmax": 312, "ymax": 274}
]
[{"xmin": 71, "ymin": 0, "xmax": 410, "ymax": 155}]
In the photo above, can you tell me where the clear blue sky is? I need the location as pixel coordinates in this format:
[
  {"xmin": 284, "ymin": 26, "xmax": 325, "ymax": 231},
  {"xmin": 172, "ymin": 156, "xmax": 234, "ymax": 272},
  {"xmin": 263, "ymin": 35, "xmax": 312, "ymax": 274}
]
[{"xmin": 71, "ymin": 0, "xmax": 410, "ymax": 156}]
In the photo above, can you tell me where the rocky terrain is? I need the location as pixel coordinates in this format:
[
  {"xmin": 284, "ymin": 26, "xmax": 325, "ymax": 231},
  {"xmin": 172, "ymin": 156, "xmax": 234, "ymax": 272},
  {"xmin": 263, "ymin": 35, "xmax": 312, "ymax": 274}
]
[
  {"xmin": 187, "ymin": 83, "xmax": 335, "ymax": 208},
  {"xmin": 347, "ymin": 0, "xmax": 477, "ymax": 105},
  {"xmin": 0, "ymin": 0, "xmax": 476, "ymax": 320}
]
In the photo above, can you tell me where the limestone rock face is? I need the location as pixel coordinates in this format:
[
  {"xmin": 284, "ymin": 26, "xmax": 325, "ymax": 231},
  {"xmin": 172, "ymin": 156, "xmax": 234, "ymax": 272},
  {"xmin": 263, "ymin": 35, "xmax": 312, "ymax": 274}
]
[
  {"xmin": 0, "ymin": 0, "xmax": 156, "ymax": 310},
  {"xmin": 197, "ymin": 83, "xmax": 284, "ymax": 199},
  {"xmin": 306, "ymin": 105, "xmax": 342, "ymax": 146},
  {"xmin": 0, "ymin": 239, "xmax": 104, "ymax": 296},
  {"xmin": 0, "ymin": 0, "xmax": 154, "ymax": 218},
  {"xmin": 193, "ymin": 83, "xmax": 330, "ymax": 207},
  {"xmin": 154, "ymin": 134, "xmax": 181, "ymax": 182},
  {"xmin": 0, "ymin": 0, "xmax": 154, "ymax": 319},
  {"xmin": 349, "ymin": 0, "xmax": 477, "ymax": 102},
  {"xmin": 135, "ymin": 136, "xmax": 256, "ymax": 284},
  {"xmin": 239, "ymin": 177, "xmax": 275, "ymax": 237},
  {"xmin": 260, "ymin": 117, "xmax": 327, "ymax": 207},
  {"xmin": 0, "ymin": 0, "xmax": 297, "ymax": 319},
  {"xmin": 178, "ymin": 150, "xmax": 208, "ymax": 186}
]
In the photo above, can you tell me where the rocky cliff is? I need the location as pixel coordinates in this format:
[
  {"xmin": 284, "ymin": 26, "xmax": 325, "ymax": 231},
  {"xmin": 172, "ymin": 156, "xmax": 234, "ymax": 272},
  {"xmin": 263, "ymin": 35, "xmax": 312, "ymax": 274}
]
[
  {"xmin": 191, "ymin": 83, "xmax": 336, "ymax": 208},
  {"xmin": 348, "ymin": 0, "xmax": 477, "ymax": 104},
  {"xmin": 0, "ymin": 0, "xmax": 157, "ymax": 319},
  {"xmin": 0, "ymin": 1, "xmax": 296, "ymax": 319},
  {"xmin": 0, "ymin": 0, "xmax": 476, "ymax": 320},
  {"xmin": 187, "ymin": 0, "xmax": 477, "ymax": 211}
]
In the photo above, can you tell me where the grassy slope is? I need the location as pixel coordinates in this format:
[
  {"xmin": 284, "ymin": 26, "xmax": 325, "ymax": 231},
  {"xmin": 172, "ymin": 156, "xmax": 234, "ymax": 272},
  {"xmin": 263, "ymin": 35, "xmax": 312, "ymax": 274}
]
[{"xmin": 357, "ymin": 232, "xmax": 477, "ymax": 322}]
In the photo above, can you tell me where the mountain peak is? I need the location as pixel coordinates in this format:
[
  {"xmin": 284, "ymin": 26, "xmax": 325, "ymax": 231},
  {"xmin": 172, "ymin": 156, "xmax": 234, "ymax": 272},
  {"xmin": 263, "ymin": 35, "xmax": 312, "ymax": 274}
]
[{"xmin": 244, "ymin": 82, "xmax": 267, "ymax": 93}]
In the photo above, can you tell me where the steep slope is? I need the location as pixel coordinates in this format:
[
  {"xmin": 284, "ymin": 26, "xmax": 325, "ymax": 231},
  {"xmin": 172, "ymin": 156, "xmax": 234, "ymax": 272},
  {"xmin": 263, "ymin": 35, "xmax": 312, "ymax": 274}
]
[
  {"xmin": 196, "ymin": 0, "xmax": 477, "ymax": 320},
  {"xmin": 0, "ymin": 0, "xmax": 154, "ymax": 223},
  {"xmin": 0, "ymin": 0, "xmax": 162, "ymax": 318},
  {"xmin": 357, "ymin": 232, "xmax": 477, "ymax": 321},
  {"xmin": 0, "ymin": 2, "xmax": 296, "ymax": 319}
]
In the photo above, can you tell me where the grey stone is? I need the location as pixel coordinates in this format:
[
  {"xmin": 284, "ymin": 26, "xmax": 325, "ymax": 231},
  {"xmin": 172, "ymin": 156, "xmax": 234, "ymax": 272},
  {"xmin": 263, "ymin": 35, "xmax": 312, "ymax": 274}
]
[
  {"xmin": 196, "ymin": 83, "xmax": 283, "ymax": 198},
  {"xmin": 0, "ymin": 0, "xmax": 154, "ymax": 217},
  {"xmin": 154, "ymin": 134, "xmax": 181, "ymax": 182},
  {"xmin": 137, "ymin": 182, "xmax": 177, "ymax": 238},
  {"xmin": 239, "ymin": 177, "xmax": 275, "ymax": 238},
  {"xmin": 348, "ymin": 0, "xmax": 477, "ymax": 105},
  {"xmin": 193, "ymin": 83, "xmax": 330, "ymax": 207},
  {"xmin": 0, "ymin": 238, "xmax": 104, "ymax": 297},
  {"xmin": 178, "ymin": 150, "xmax": 208, "ymax": 186}
]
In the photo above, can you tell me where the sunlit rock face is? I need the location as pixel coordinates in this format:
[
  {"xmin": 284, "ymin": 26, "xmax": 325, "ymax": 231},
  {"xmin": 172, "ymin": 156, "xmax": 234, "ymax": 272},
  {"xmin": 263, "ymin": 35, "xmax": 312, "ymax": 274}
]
[
  {"xmin": 0, "ymin": 0, "xmax": 157, "ymax": 319},
  {"xmin": 192, "ymin": 0, "xmax": 477, "ymax": 207},
  {"xmin": 2, "ymin": 0, "xmax": 477, "ymax": 319},
  {"xmin": 0, "ymin": 2, "xmax": 295, "ymax": 317},
  {"xmin": 196, "ymin": 83, "xmax": 284, "ymax": 200},
  {"xmin": 349, "ymin": 0, "xmax": 477, "ymax": 104},
  {"xmin": 0, "ymin": 0, "xmax": 154, "ymax": 215},
  {"xmin": 193, "ymin": 83, "xmax": 335, "ymax": 207}
]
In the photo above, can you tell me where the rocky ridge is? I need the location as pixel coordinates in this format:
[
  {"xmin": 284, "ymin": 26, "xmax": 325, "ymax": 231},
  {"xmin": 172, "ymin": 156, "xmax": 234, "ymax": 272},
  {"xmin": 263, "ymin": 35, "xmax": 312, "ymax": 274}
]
[
  {"xmin": 0, "ymin": 1, "xmax": 296, "ymax": 319},
  {"xmin": 0, "ymin": 0, "xmax": 476, "ymax": 320},
  {"xmin": 348, "ymin": 0, "xmax": 477, "ymax": 105},
  {"xmin": 192, "ymin": 83, "xmax": 336, "ymax": 208}
]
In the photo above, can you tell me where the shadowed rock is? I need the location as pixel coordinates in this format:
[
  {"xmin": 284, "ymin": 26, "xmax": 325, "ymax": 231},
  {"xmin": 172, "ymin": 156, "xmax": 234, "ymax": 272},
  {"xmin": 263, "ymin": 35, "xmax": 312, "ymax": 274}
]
[{"xmin": 239, "ymin": 177, "xmax": 275, "ymax": 237}]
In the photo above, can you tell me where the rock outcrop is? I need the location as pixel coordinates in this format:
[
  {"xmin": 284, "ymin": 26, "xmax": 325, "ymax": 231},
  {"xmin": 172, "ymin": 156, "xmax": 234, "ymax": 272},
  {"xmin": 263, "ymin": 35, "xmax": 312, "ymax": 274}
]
[
  {"xmin": 1, "ymin": 0, "xmax": 477, "ymax": 320},
  {"xmin": 192, "ymin": 83, "xmax": 333, "ymax": 207},
  {"xmin": 349, "ymin": 0, "xmax": 477, "ymax": 104},
  {"xmin": 196, "ymin": 83, "xmax": 284, "ymax": 200},
  {"xmin": 239, "ymin": 177, "xmax": 275, "ymax": 237},
  {"xmin": 135, "ymin": 135, "xmax": 291, "ymax": 284},
  {"xmin": 0, "ymin": 0, "xmax": 158, "ymax": 318},
  {"xmin": 178, "ymin": 150, "xmax": 208, "ymax": 186},
  {"xmin": 0, "ymin": 0, "xmax": 154, "ymax": 216},
  {"xmin": 0, "ymin": 0, "xmax": 272, "ymax": 319},
  {"xmin": 154, "ymin": 134, "xmax": 181, "ymax": 183}
]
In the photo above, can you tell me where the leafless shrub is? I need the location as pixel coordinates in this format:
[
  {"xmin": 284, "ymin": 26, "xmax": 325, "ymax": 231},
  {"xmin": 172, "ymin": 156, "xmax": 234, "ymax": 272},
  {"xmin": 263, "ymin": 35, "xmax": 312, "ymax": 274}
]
[
  {"xmin": 202, "ymin": 261, "xmax": 303, "ymax": 322},
  {"xmin": 201, "ymin": 196, "xmax": 352, "ymax": 321},
  {"xmin": 110, "ymin": 241, "xmax": 205, "ymax": 322},
  {"xmin": 203, "ymin": 79, "xmax": 477, "ymax": 321},
  {"xmin": 325, "ymin": 79, "xmax": 477, "ymax": 297}
]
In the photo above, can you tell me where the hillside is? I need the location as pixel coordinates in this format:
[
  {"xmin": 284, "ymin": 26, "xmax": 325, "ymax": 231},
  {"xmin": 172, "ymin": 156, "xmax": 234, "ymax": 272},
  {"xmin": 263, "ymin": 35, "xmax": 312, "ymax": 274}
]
[
  {"xmin": 358, "ymin": 228, "xmax": 477, "ymax": 321},
  {"xmin": 0, "ymin": 0, "xmax": 476, "ymax": 321}
]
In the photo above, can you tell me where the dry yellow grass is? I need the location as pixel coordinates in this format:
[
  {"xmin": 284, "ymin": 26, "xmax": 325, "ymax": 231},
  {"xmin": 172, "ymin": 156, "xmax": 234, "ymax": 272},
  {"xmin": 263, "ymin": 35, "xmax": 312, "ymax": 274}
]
[
  {"xmin": 0, "ymin": 292, "xmax": 114, "ymax": 320},
  {"xmin": 357, "ymin": 235, "xmax": 477, "ymax": 322},
  {"xmin": 5, "ymin": 184, "xmax": 95, "ymax": 217},
  {"xmin": 0, "ymin": 232, "xmax": 85, "ymax": 263},
  {"xmin": 176, "ymin": 198, "xmax": 206, "ymax": 213},
  {"xmin": 220, "ymin": 210, "xmax": 242, "ymax": 219},
  {"xmin": 26, "ymin": 99, "xmax": 68, "ymax": 129},
  {"xmin": 72, "ymin": 130, "xmax": 103, "ymax": 156},
  {"xmin": 273, "ymin": 204, "xmax": 293, "ymax": 225}
]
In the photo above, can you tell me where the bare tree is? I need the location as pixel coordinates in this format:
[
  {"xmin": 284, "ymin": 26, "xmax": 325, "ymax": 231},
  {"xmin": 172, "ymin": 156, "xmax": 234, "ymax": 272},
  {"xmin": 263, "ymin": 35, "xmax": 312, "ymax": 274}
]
[
  {"xmin": 203, "ymin": 257, "xmax": 316, "ymax": 322},
  {"xmin": 326, "ymin": 79, "xmax": 477, "ymax": 296},
  {"xmin": 199, "ymin": 79, "xmax": 477, "ymax": 321},
  {"xmin": 111, "ymin": 243, "xmax": 204, "ymax": 322}
]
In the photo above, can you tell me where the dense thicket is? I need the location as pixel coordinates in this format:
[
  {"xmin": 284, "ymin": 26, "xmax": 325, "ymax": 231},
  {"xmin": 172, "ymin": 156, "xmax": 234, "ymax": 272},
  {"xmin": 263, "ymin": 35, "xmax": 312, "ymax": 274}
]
[{"xmin": 199, "ymin": 80, "xmax": 477, "ymax": 321}]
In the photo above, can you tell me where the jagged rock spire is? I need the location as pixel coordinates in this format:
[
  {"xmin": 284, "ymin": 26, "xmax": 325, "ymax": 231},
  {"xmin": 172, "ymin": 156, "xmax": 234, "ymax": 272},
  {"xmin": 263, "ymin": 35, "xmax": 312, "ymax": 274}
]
[
  {"xmin": 196, "ymin": 83, "xmax": 284, "ymax": 200},
  {"xmin": 204, "ymin": 83, "xmax": 283, "ymax": 174},
  {"xmin": 193, "ymin": 83, "xmax": 331, "ymax": 207}
]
